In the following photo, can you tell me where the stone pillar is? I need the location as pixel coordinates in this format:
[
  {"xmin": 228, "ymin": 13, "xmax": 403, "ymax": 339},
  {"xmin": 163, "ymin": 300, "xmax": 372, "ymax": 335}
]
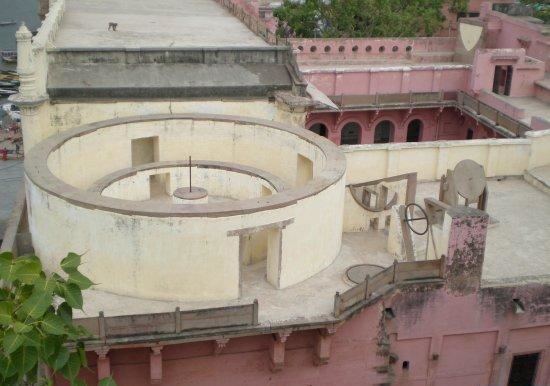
[
  {"xmin": 16, "ymin": 24, "xmax": 37, "ymax": 99},
  {"xmin": 150, "ymin": 346, "xmax": 163, "ymax": 384},
  {"xmin": 314, "ymin": 326, "xmax": 337, "ymax": 366},
  {"xmin": 269, "ymin": 330, "xmax": 291, "ymax": 372},
  {"xmin": 443, "ymin": 206, "xmax": 489, "ymax": 294},
  {"xmin": 10, "ymin": 24, "xmax": 48, "ymax": 154},
  {"xmin": 96, "ymin": 348, "xmax": 111, "ymax": 381}
]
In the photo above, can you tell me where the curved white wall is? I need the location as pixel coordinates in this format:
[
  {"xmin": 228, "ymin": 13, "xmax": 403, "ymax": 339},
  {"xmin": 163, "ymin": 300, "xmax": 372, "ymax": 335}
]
[{"xmin": 27, "ymin": 115, "xmax": 346, "ymax": 302}]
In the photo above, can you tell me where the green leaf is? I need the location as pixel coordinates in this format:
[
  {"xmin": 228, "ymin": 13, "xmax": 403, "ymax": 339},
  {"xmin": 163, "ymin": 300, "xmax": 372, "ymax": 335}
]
[
  {"xmin": 12, "ymin": 345, "xmax": 38, "ymax": 378},
  {"xmin": 0, "ymin": 355, "xmax": 16, "ymax": 378},
  {"xmin": 60, "ymin": 253, "xmax": 82, "ymax": 274},
  {"xmin": 60, "ymin": 352, "xmax": 81, "ymax": 381},
  {"xmin": 13, "ymin": 257, "xmax": 42, "ymax": 284},
  {"xmin": 68, "ymin": 270, "xmax": 94, "ymax": 290},
  {"xmin": 22, "ymin": 330, "xmax": 41, "ymax": 348},
  {"xmin": 13, "ymin": 321, "xmax": 32, "ymax": 334},
  {"xmin": 57, "ymin": 302, "xmax": 73, "ymax": 324},
  {"xmin": 40, "ymin": 335, "xmax": 61, "ymax": 360},
  {"xmin": 0, "ymin": 259, "xmax": 18, "ymax": 283},
  {"xmin": 99, "ymin": 376, "xmax": 117, "ymax": 386},
  {"xmin": 76, "ymin": 342, "xmax": 87, "ymax": 368},
  {"xmin": 34, "ymin": 276, "xmax": 57, "ymax": 294},
  {"xmin": 0, "ymin": 251, "xmax": 13, "ymax": 268},
  {"xmin": 41, "ymin": 313, "xmax": 66, "ymax": 335},
  {"xmin": 52, "ymin": 346, "xmax": 70, "ymax": 371},
  {"xmin": 0, "ymin": 288, "xmax": 10, "ymax": 301},
  {"xmin": 19, "ymin": 288, "xmax": 53, "ymax": 319},
  {"xmin": 63, "ymin": 283, "xmax": 83, "ymax": 310},
  {"xmin": 0, "ymin": 301, "xmax": 13, "ymax": 326},
  {"xmin": 3, "ymin": 331, "xmax": 24, "ymax": 354}
]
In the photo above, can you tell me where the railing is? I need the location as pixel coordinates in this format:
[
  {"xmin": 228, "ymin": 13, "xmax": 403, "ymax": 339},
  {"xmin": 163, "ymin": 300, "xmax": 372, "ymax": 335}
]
[
  {"xmin": 333, "ymin": 257, "xmax": 445, "ymax": 317},
  {"xmin": 330, "ymin": 91, "xmax": 457, "ymax": 109},
  {"xmin": 215, "ymin": 0, "xmax": 287, "ymax": 46},
  {"xmin": 75, "ymin": 300, "xmax": 259, "ymax": 341},
  {"xmin": 457, "ymin": 92, "xmax": 531, "ymax": 137}
]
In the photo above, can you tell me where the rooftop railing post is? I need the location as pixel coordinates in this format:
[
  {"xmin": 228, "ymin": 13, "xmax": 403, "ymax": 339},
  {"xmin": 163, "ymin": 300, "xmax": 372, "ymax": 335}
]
[
  {"xmin": 175, "ymin": 307, "xmax": 181, "ymax": 333},
  {"xmin": 363, "ymin": 275, "xmax": 370, "ymax": 300},
  {"xmin": 392, "ymin": 260, "xmax": 399, "ymax": 284},
  {"xmin": 252, "ymin": 299, "xmax": 259, "ymax": 325},
  {"xmin": 439, "ymin": 255, "xmax": 446, "ymax": 279},
  {"xmin": 99, "ymin": 311, "xmax": 106, "ymax": 342},
  {"xmin": 333, "ymin": 292, "xmax": 341, "ymax": 317}
]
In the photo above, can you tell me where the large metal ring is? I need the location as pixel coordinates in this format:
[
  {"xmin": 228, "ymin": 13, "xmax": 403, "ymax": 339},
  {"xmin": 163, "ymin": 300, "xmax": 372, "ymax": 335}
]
[{"xmin": 404, "ymin": 203, "xmax": 429, "ymax": 235}]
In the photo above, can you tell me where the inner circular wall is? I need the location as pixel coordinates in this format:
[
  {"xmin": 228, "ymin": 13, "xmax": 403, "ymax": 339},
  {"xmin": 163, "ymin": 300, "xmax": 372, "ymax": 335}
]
[
  {"xmin": 98, "ymin": 163, "xmax": 284, "ymax": 202},
  {"xmin": 26, "ymin": 114, "xmax": 346, "ymax": 302}
]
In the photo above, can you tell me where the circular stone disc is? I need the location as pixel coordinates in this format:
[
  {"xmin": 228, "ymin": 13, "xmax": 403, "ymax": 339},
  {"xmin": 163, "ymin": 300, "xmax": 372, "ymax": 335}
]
[
  {"xmin": 346, "ymin": 264, "xmax": 385, "ymax": 284},
  {"xmin": 173, "ymin": 186, "xmax": 208, "ymax": 200},
  {"xmin": 453, "ymin": 160, "xmax": 486, "ymax": 201}
]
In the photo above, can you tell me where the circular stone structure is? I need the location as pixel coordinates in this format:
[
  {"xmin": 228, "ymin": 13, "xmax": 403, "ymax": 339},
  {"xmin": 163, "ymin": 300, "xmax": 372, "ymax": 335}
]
[
  {"xmin": 25, "ymin": 114, "xmax": 347, "ymax": 302},
  {"xmin": 173, "ymin": 187, "xmax": 208, "ymax": 204}
]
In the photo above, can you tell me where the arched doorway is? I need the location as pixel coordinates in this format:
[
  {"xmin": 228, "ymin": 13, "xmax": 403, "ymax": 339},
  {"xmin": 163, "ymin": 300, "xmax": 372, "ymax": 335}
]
[
  {"xmin": 309, "ymin": 123, "xmax": 328, "ymax": 137},
  {"xmin": 406, "ymin": 119, "xmax": 422, "ymax": 142},
  {"xmin": 340, "ymin": 122, "xmax": 361, "ymax": 145},
  {"xmin": 374, "ymin": 120, "xmax": 394, "ymax": 144}
]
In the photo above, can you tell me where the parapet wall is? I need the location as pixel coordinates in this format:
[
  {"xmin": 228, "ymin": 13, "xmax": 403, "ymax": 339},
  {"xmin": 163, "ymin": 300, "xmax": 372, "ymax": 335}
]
[
  {"xmin": 342, "ymin": 137, "xmax": 537, "ymax": 184},
  {"xmin": 290, "ymin": 37, "xmax": 457, "ymax": 62}
]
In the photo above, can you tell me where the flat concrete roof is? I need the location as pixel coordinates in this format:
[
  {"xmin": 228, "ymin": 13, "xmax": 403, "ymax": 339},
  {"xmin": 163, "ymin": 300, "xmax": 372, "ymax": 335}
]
[
  {"xmin": 54, "ymin": 0, "xmax": 268, "ymax": 48},
  {"xmin": 74, "ymin": 178, "xmax": 550, "ymax": 324},
  {"xmin": 416, "ymin": 178, "xmax": 550, "ymax": 287},
  {"xmin": 491, "ymin": 94, "xmax": 550, "ymax": 126}
]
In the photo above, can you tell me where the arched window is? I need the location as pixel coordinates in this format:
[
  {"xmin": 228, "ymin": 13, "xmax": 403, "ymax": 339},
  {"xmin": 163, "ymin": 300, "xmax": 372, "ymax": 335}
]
[
  {"xmin": 406, "ymin": 119, "xmax": 422, "ymax": 142},
  {"xmin": 309, "ymin": 123, "xmax": 328, "ymax": 137},
  {"xmin": 340, "ymin": 122, "xmax": 361, "ymax": 145},
  {"xmin": 374, "ymin": 120, "xmax": 394, "ymax": 143}
]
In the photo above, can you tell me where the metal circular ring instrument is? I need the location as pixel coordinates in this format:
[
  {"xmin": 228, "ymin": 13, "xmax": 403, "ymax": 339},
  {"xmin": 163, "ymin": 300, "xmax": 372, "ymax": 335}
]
[{"xmin": 404, "ymin": 203, "xmax": 429, "ymax": 236}]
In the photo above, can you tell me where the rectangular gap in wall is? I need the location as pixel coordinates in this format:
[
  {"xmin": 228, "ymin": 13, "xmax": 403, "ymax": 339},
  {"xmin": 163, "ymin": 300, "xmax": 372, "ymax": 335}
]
[
  {"xmin": 296, "ymin": 154, "xmax": 313, "ymax": 187},
  {"xmin": 507, "ymin": 352, "xmax": 540, "ymax": 386},
  {"xmin": 149, "ymin": 173, "xmax": 170, "ymax": 200},
  {"xmin": 131, "ymin": 136, "xmax": 159, "ymax": 167}
]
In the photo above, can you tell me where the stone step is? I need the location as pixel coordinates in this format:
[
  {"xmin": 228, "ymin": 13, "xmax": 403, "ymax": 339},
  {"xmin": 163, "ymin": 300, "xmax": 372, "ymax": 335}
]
[{"xmin": 524, "ymin": 166, "xmax": 550, "ymax": 196}]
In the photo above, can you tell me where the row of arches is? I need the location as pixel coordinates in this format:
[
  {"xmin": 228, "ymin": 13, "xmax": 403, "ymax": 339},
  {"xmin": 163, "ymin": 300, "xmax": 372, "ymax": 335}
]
[{"xmin": 310, "ymin": 119, "xmax": 423, "ymax": 145}]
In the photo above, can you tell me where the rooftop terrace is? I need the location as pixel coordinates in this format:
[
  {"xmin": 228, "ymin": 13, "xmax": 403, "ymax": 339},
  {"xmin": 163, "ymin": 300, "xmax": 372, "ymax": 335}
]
[
  {"xmin": 53, "ymin": 0, "xmax": 268, "ymax": 48},
  {"xmin": 75, "ymin": 178, "xmax": 550, "ymax": 325}
]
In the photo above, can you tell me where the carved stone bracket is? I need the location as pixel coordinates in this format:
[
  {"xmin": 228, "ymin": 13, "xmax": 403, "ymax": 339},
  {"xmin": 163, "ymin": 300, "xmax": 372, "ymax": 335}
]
[{"xmin": 214, "ymin": 338, "xmax": 230, "ymax": 355}]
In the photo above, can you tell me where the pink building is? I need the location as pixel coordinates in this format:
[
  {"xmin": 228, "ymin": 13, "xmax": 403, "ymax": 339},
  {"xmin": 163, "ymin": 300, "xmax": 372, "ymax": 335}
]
[{"xmin": 293, "ymin": 1, "xmax": 549, "ymax": 146}]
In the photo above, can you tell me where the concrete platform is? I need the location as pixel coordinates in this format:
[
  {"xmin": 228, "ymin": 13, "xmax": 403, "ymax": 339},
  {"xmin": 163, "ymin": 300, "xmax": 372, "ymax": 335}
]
[
  {"xmin": 492, "ymin": 94, "xmax": 550, "ymax": 126},
  {"xmin": 54, "ymin": 0, "xmax": 268, "ymax": 48},
  {"xmin": 416, "ymin": 178, "xmax": 550, "ymax": 287},
  {"xmin": 75, "ymin": 178, "xmax": 550, "ymax": 323}
]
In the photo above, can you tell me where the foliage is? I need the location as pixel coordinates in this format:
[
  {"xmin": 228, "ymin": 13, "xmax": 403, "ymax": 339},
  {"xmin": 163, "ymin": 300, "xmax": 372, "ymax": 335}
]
[
  {"xmin": 520, "ymin": 0, "xmax": 550, "ymax": 24},
  {"xmin": 274, "ymin": 0, "xmax": 454, "ymax": 38},
  {"xmin": 0, "ymin": 251, "xmax": 111, "ymax": 385}
]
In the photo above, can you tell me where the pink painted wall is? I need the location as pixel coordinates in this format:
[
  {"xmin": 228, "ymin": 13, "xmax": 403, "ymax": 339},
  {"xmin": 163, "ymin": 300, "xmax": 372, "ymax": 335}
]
[
  {"xmin": 55, "ymin": 283, "xmax": 550, "ymax": 386},
  {"xmin": 481, "ymin": 3, "xmax": 550, "ymax": 72},
  {"xmin": 535, "ymin": 82, "xmax": 550, "ymax": 104},
  {"xmin": 469, "ymin": 48, "xmax": 545, "ymax": 97},
  {"xmin": 478, "ymin": 90, "xmax": 525, "ymax": 119},
  {"xmin": 290, "ymin": 37, "xmax": 457, "ymax": 63},
  {"xmin": 303, "ymin": 66, "xmax": 470, "ymax": 97},
  {"xmin": 306, "ymin": 108, "xmax": 494, "ymax": 145}
]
